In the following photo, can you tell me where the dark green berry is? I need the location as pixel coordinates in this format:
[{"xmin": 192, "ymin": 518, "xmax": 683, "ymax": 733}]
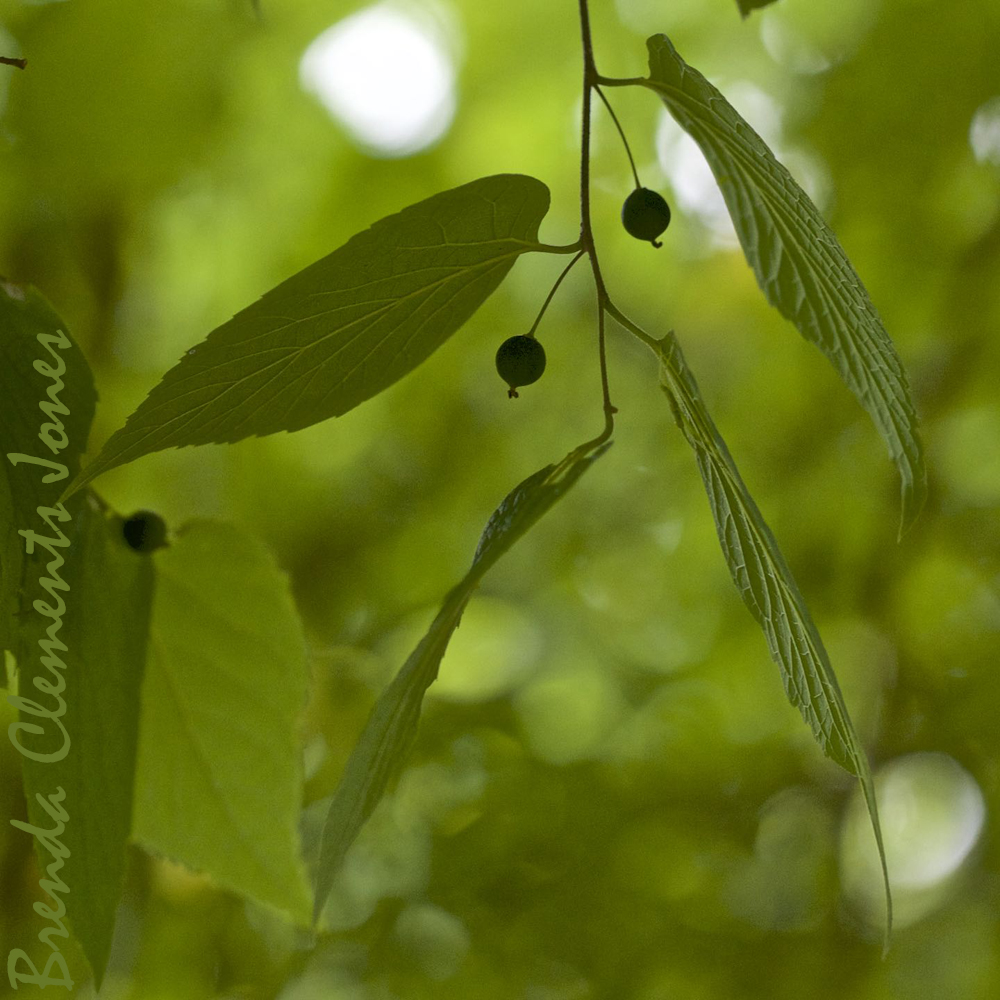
[
  {"xmin": 495, "ymin": 335, "xmax": 546, "ymax": 398},
  {"xmin": 122, "ymin": 510, "xmax": 168, "ymax": 553},
  {"xmin": 621, "ymin": 187, "xmax": 671, "ymax": 247}
]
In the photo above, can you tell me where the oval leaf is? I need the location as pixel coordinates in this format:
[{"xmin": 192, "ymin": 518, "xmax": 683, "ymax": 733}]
[
  {"xmin": 66, "ymin": 174, "xmax": 552, "ymax": 496},
  {"xmin": 131, "ymin": 520, "xmax": 312, "ymax": 923},
  {"xmin": 644, "ymin": 34, "xmax": 926, "ymax": 534}
]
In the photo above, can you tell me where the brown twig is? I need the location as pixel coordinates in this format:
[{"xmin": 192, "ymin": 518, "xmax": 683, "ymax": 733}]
[
  {"xmin": 578, "ymin": 0, "xmax": 617, "ymax": 441},
  {"xmin": 1, "ymin": 56, "xmax": 27, "ymax": 70}
]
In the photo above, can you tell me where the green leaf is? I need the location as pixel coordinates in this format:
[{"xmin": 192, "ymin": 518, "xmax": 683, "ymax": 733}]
[
  {"xmin": 12, "ymin": 491, "xmax": 153, "ymax": 988},
  {"xmin": 629, "ymin": 315, "xmax": 892, "ymax": 947},
  {"xmin": 312, "ymin": 437, "xmax": 610, "ymax": 925},
  {"xmin": 644, "ymin": 34, "xmax": 926, "ymax": 535},
  {"xmin": 735, "ymin": 0, "xmax": 780, "ymax": 18},
  {"xmin": 1, "ymin": 281, "xmax": 96, "ymax": 664},
  {"xmin": 1, "ymin": 285, "xmax": 137, "ymax": 985},
  {"xmin": 65, "ymin": 174, "xmax": 552, "ymax": 498},
  {"xmin": 131, "ymin": 520, "xmax": 312, "ymax": 923}
]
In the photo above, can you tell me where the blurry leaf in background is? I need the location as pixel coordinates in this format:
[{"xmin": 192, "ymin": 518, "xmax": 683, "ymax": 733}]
[
  {"xmin": 66, "ymin": 174, "xmax": 553, "ymax": 497},
  {"xmin": 131, "ymin": 520, "xmax": 312, "ymax": 924},
  {"xmin": 5, "ymin": 0, "xmax": 231, "ymax": 203},
  {"xmin": 736, "ymin": 0, "xmax": 781, "ymax": 19}
]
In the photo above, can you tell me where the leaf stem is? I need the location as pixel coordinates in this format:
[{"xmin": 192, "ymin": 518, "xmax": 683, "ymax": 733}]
[
  {"xmin": 594, "ymin": 85, "xmax": 641, "ymax": 189},
  {"xmin": 603, "ymin": 298, "xmax": 658, "ymax": 352},
  {"xmin": 533, "ymin": 241, "xmax": 585, "ymax": 254},
  {"xmin": 526, "ymin": 250, "xmax": 585, "ymax": 339},
  {"xmin": 578, "ymin": 0, "xmax": 616, "ymax": 437},
  {"xmin": 595, "ymin": 75, "xmax": 647, "ymax": 88}
]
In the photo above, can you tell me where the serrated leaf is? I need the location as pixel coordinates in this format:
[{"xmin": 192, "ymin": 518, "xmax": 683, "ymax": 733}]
[
  {"xmin": 1, "ymin": 281, "xmax": 96, "ymax": 662},
  {"xmin": 312, "ymin": 437, "xmax": 610, "ymax": 925},
  {"xmin": 644, "ymin": 34, "xmax": 926, "ymax": 534},
  {"xmin": 648, "ymin": 324, "xmax": 891, "ymax": 946},
  {"xmin": 65, "ymin": 174, "xmax": 552, "ymax": 498},
  {"xmin": 131, "ymin": 520, "xmax": 312, "ymax": 923},
  {"xmin": 735, "ymin": 0, "xmax": 780, "ymax": 18},
  {"xmin": 12, "ymin": 491, "xmax": 153, "ymax": 988}
]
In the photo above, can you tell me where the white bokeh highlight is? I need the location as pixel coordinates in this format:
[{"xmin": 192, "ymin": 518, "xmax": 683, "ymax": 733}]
[
  {"xmin": 970, "ymin": 96, "xmax": 1000, "ymax": 166},
  {"xmin": 299, "ymin": 2, "xmax": 457, "ymax": 157},
  {"xmin": 841, "ymin": 752, "xmax": 987, "ymax": 929}
]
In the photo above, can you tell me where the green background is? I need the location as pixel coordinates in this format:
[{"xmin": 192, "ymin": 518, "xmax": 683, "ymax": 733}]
[{"xmin": 2, "ymin": 0, "xmax": 998, "ymax": 997}]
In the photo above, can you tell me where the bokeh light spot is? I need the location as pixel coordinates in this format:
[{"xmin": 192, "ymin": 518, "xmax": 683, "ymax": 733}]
[
  {"xmin": 933, "ymin": 405, "xmax": 1000, "ymax": 506},
  {"xmin": 840, "ymin": 752, "xmax": 986, "ymax": 929},
  {"xmin": 514, "ymin": 661, "xmax": 626, "ymax": 765},
  {"xmin": 970, "ymin": 96, "xmax": 1000, "ymax": 166},
  {"xmin": 299, "ymin": 2, "xmax": 457, "ymax": 157}
]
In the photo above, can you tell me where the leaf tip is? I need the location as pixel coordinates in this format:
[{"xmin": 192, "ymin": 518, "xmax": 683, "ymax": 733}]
[
  {"xmin": 897, "ymin": 468, "xmax": 929, "ymax": 542},
  {"xmin": 56, "ymin": 483, "xmax": 79, "ymax": 507}
]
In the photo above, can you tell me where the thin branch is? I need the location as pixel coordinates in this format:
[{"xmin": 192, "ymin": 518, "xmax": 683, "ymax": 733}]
[
  {"xmin": 534, "ymin": 241, "xmax": 585, "ymax": 254},
  {"xmin": 595, "ymin": 85, "xmax": 641, "ymax": 189},
  {"xmin": 595, "ymin": 75, "xmax": 647, "ymax": 88},
  {"xmin": 578, "ymin": 0, "xmax": 596, "ymax": 247},
  {"xmin": 526, "ymin": 250, "xmax": 585, "ymax": 338},
  {"xmin": 604, "ymin": 298, "xmax": 658, "ymax": 353},
  {"xmin": 596, "ymin": 304, "xmax": 616, "ymax": 433},
  {"xmin": 578, "ymin": 0, "xmax": 616, "ymax": 433}
]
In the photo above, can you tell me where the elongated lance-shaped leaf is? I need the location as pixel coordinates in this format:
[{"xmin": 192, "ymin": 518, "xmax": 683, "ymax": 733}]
[
  {"xmin": 1, "ymin": 281, "xmax": 96, "ymax": 662},
  {"xmin": 13, "ymin": 491, "xmax": 153, "ymax": 989},
  {"xmin": 64, "ymin": 174, "xmax": 553, "ymax": 499},
  {"xmin": 626, "ymin": 314, "xmax": 891, "ymax": 946},
  {"xmin": 312, "ymin": 437, "xmax": 611, "ymax": 926},
  {"xmin": 643, "ymin": 34, "xmax": 926, "ymax": 535}
]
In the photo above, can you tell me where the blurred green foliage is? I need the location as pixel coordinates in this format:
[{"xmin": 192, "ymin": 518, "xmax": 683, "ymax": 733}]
[{"xmin": 1, "ymin": 0, "xmax": 998, "ymax": 997}]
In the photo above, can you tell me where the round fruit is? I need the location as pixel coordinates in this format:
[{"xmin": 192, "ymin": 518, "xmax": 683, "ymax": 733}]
[
  {"xmin": 122, "ymin": 511, "xmax": 168, "ymax": 553},
  {"xmin": 495, "ymin": 335, "xmax": 546, "ymax": 398},
  {"xmin": 621, "ymin": 187, "xmax": 671, "ymax": 247}
]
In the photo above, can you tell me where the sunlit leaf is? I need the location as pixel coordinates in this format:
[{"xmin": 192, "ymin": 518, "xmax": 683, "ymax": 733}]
[
  {"xmin": 131, "ymin": 520, "xmax": 312, "ymax": 923},
  {"xmin": 624, "ymin": 313, "xmax": 892, "ymax": 945},
  {"xmin": 64, "ymin": 174, "xmax": 552, "ymax": 498},
  {"xmin": 312, "ymin": 437, "xmax": 611, "ymax": 925},
  {"xmin": 644, "ymin": 34, "xmax": 926, "ymax": 534},
  {"xmin": 11, "ymin": 492, "xmax": 153, "ymax": 988}
]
